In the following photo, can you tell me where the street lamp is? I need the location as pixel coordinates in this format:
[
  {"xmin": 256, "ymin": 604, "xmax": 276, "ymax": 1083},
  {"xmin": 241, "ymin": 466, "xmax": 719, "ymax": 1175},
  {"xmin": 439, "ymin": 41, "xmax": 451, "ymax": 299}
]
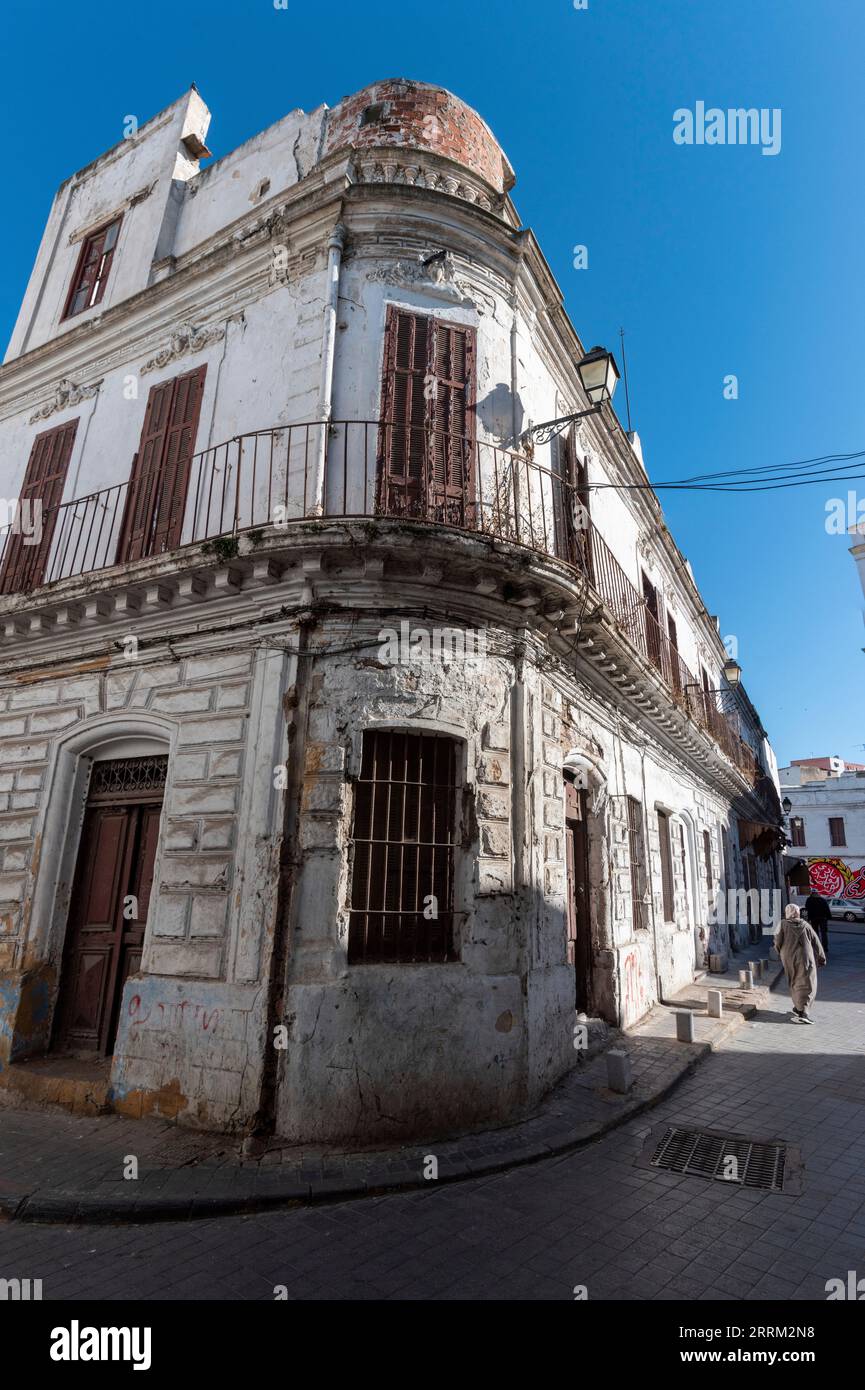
[
  {"xmin": 578, "ymin": 345, "xmax": 621, "ymax": 406},
  {"xmin": 522, "ymin": 345, "xmax": 620, "ymax": 446},
  {"xmin": 722, "ymin": 658, "xmax": 742, "ymax": 686},
  {"xmin": 781, "ymin": 796, "xmax": 792, "ymax": 815}
]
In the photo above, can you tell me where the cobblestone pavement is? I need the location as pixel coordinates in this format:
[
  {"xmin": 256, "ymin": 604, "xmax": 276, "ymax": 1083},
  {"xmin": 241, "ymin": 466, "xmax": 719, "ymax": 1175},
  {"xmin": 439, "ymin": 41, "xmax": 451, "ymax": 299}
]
[{"xmin": 1, "ymin": 931, "xmax": 863, "ymax": 1301}]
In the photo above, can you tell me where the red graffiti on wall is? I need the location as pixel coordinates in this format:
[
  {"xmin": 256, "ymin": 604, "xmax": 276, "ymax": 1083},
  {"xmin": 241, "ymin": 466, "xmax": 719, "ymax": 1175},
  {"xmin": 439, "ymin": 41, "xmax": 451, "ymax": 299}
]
[{"xmin": 805, "ymin": 859, "xmax": 865, "ymax": 900}]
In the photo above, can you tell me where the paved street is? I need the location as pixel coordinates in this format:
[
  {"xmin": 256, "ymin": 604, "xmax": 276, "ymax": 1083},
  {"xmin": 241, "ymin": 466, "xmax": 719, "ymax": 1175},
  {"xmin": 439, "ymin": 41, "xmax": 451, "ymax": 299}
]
[{"xmin": 2, "ymin": 931, "xmax": 864, "ymax": 1302}]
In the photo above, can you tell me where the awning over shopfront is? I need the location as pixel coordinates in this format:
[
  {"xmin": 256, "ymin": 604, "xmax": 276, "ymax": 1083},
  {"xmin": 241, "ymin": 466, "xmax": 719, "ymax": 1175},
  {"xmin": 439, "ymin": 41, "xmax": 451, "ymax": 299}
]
[
  {"xmin": 782, "ymin": 855, "xmax": 812, "ymax": 888},
  {"xmin": 738, "ymin": 819, "xmax": 785, "ymax": 858}
]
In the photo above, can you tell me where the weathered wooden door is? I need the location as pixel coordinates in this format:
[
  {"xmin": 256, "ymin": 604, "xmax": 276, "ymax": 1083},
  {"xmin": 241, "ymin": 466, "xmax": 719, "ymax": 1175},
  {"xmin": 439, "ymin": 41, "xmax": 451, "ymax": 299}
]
[
  {"xmin": 565, "ymin": 777, "xmax": 591, "ymax": 1013},
  {"xmin": 54, "ymin": 757, "xmax": 166, "ymax": 1055},
  {"xmin": 117, "ymin": 366, "xmax": 206, "ymax": 563},
  {"xmin": 378, "ymin": 307, "xmax": 476, "ymax": 526}
]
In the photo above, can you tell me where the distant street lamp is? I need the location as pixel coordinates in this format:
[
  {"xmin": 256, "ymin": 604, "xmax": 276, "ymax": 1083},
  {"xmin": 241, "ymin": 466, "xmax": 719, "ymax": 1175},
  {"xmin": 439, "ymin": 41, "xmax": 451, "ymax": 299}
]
[
  {"xmin": 782, "ymin": 796, "xmax": 792, "ymax": 815},
  {"xmin": 523, "ymin": 346, "xmax": 620, "ymax": 446}
]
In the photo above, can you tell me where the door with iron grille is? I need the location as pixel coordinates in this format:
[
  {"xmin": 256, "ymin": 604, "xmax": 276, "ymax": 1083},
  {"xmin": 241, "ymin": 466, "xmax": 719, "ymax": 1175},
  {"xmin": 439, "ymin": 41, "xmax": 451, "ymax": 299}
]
[
  {"xmin": 565, "ymin": 775, "xmax": 591, "ymax": 1012},
  {"xmin": 53, "ymin": 756, "xmax": 167, "ymax": 1055}
]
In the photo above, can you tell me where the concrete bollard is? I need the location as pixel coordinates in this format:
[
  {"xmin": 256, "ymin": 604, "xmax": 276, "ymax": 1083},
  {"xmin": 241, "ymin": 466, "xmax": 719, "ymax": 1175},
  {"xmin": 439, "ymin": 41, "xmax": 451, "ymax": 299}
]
[
  {"xmin": 707, "ymin": 989, "xmax": 723, "ymax": 1019},
  {"xmin": 606, "ymin": 1048, "xmax": 632, "ymax": 1094},
  {"xmin": 676, "ymin": 1010, "xmax": 695, "ymax": 1043},
  {"xmin": 739, "ymin": 968, "xmax": 754, "ymax": 989}
]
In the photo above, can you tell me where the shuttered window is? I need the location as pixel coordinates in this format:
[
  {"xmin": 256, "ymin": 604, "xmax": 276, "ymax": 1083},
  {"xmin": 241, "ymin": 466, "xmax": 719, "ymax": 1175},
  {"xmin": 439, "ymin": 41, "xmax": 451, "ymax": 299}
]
[
  {"xmin": 829, "ymin": 817, "xmax": 846, "ymax": 847},
  {"xmin": 790, "ymin": 817, "xmax": 806, "ymax": 847},
  {"xmin": 378, "ymin": 307, "xmax": 476, "ymax": 526},
  {"xmin": 0, "ymin": 419, "xmax": 78, "ymax": 594},
  {"xmin": 657, "ymin": 809, "xmax": 675, "ymax": 922},
  {"xmin": 703, "ymin": 829, "xmax": 713, "ymax": 890},
  {"xmin": 348, "ymin": 730, "xmax": 459, "ymax": 964},
  {"xmin": 627, "ymin": 796, "xmax": 647, "ymax": 930},
  {"xmin": 63, "ymin": 218, "xmax": 122, "ymax": 319},
  {"xmin": 117, "ymin": 366, "xmax": 206, "ymax": 563}
]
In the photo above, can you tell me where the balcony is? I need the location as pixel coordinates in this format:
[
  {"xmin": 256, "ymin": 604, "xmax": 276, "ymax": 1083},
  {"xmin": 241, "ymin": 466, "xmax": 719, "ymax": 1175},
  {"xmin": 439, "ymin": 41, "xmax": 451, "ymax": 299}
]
[{"xmin": 0, "ymin": 419, "xmax": 762, "ymax": 785}]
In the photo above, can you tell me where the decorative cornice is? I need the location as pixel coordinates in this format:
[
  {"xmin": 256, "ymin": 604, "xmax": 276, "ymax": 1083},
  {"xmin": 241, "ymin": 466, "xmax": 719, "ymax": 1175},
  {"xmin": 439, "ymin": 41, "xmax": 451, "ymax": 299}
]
[
  {"xmin": 352, "ymin": 150, "xmax": 499, "ymax": 213},
  {"xmin": 140, "ymin": 321, "xmax": 226, "ymax": 375},
  {"xmin": 29, "ymin": 376, "xmax": 102, "ymax": 423},
  {"xmin": 364, "ymin": 251, "xmax": 498, "ymax": 316}
]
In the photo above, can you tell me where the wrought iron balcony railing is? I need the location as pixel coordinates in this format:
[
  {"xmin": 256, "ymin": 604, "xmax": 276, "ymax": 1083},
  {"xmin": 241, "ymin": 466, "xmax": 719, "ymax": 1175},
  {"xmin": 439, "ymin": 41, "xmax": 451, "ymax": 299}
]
[{"xmin": 0, "ymin": 419, "xmax": 763, "ymax": 785}]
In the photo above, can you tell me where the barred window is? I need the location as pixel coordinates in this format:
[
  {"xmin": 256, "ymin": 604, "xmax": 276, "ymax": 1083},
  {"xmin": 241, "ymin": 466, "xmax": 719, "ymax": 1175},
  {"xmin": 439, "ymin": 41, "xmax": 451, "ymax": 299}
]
[{"xmin": 348, "ymin": 730, "xmax": 459, "ymax": 964}]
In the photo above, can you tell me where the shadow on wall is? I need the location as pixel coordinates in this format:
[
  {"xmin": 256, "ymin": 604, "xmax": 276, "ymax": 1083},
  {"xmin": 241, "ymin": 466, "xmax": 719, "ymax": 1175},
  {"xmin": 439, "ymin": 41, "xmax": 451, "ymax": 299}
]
[{"xmin": 475, "ymin": 383, "xmax": 525, "ymax": 449}]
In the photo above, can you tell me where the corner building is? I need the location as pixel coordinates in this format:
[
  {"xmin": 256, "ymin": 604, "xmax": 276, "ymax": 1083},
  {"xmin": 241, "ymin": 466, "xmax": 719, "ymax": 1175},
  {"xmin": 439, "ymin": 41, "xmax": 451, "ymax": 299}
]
[{"xmin": 0, "ymin": 81, "xmax": 782, "ymax": 1140}]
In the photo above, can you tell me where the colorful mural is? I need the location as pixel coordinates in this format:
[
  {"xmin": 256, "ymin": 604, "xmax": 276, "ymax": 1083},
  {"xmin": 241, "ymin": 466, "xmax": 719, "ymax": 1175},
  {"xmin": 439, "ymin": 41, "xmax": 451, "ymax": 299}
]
[{"xmin": 804, "ymin": 858, "xmax": 865, "ymax": 900}]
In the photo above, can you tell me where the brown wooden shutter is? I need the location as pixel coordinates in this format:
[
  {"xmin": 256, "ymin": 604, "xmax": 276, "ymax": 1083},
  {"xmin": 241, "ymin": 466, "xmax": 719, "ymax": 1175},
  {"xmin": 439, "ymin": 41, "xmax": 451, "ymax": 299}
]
[
  {"xmin": 378, "ymin": 308, "xmax": 476, "ymax": 524},
  {"xmin": 429, "ymin": 319, "xmax": 476, "ymax": 525},
  {"xmin": 642, "ymin": 572, "xmax": 663, "ymax": 672},
  {"xmin": 151, "ymin": 367, "xmax": 206, "ymax": 553},
  {"xmin": 117, "ymin": 366, "xmax": 206, "ymax": 563},
  {"xmin": 657, "ymin": 809, "xmax": 675, "ymax": 921},
  {"xmin": 0, "ymin": 419, "xmax": 78, "ymax": 594},
  {"xmin": 829, "ymin": 817, "xmax": 846, "ymax": 847}
]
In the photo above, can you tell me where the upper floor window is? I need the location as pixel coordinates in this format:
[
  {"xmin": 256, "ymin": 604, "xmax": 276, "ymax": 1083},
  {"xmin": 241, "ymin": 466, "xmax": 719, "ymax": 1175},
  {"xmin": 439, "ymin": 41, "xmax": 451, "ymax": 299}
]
[
  {"xmin": 63, "ymin": 217, "xmax": 122, "ymax": 320},
  {"xmin": 829, "ymin": 817, "xmax": 846, "ymax": 847},
  {"xmin": 790, "ymin": 817, "xmax": 806, "ymax": 847}
]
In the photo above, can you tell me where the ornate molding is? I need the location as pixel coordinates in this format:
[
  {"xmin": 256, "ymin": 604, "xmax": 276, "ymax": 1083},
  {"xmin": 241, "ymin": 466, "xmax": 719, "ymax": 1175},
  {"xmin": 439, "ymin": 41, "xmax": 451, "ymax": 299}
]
[
  {"xmin": 364, "ymin": 251, "xmax": 498, "ymax": 316},
  {"xmin": 140, "ymin": 322, "xmax": 226, "ymax": 375},
  {"xmin": 353, "ymin": 152, "xmax": 497, "ymax": 212},
  {"xmin": 636, "ymin": 534, "xmax": 655, "ymax": 568},
  {"xmin": 30, "ymin": 376, "xmax": 102, "ymax": 423}
]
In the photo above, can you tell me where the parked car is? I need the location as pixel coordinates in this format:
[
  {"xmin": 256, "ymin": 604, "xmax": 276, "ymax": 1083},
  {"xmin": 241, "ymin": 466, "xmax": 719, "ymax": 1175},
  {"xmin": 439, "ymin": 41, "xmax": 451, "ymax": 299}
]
[{"xmin": 826, "ymin": 897, "xmax": 865, "ymax": 923}]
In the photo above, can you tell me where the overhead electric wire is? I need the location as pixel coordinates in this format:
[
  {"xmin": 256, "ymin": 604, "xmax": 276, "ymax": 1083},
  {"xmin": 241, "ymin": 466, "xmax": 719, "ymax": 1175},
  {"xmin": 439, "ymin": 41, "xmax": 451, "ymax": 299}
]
[{"xmin": 588, "ymin": 444, "xmax": 865, "ymax": 493}]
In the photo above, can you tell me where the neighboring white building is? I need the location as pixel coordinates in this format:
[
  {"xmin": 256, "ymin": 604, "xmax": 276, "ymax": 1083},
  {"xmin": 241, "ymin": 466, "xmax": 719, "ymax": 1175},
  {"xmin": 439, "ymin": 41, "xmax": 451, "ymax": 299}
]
[
  {"xmin": 0, "ymin": 80, "xmax": 783, "ymax": 1142},
  {"xmin": 780, "ymin": 757, "xmax": 865, "ymax": 905}
]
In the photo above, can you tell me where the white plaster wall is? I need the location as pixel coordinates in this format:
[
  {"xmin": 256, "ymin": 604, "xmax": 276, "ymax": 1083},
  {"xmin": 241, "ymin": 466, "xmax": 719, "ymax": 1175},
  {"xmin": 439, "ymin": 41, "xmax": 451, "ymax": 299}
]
[{"xmin": 6, "ymin": 91, "xmax": 211, "ymax": 362}]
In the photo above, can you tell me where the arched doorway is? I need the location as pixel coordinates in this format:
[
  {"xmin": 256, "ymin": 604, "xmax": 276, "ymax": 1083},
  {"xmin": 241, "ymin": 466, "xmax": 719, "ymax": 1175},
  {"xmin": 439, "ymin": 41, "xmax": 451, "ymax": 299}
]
[
  {"xmin": 51, "ymin": 746, "xmax": 168, "ymax": 1056},
  {"xmin": 564, "ymin": 770, "xmax": 591, "ymax": 1013}
]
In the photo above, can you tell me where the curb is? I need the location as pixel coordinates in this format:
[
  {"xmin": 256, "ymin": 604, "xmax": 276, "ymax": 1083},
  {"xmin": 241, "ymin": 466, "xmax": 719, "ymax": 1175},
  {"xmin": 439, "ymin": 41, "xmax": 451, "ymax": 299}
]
[{"xmin": 1, "ymin": 1008, "xmax": 755, "ymax": 1226}]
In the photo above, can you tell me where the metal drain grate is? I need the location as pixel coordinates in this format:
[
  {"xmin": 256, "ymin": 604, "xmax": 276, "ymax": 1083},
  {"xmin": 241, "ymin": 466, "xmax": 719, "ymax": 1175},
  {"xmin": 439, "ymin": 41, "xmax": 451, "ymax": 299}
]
[{"xmin": 649, "ymin": 1126, "xmax": 788, "ymax": 1192}]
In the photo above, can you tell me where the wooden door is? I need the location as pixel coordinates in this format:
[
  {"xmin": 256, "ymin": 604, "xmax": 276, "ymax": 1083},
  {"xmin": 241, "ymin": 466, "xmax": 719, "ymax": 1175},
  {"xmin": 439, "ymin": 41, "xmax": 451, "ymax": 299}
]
[
  {"xmin": 642, "ymin": 571, "xmax": 663, "ymax": 673},
  {"xmin": 0, "ymin": 419, "xmax": 78, "ymax": 594},
  {"xmin": 378, "ymin": 308, "xmax": 476, "ymax": 526},
  {"xmin": 54, "ymin": 759, "xmax": 166, "ymax": 1055},
  {"xmin": 117, "ymin": 366, "xmax": 206, "ymax": 563},
  {"xmin": 553, "ymin": 427, "xmax": 594, "ymax": 581},
  {"xmin": 565, "ymin": 777, "xmax": 591, "ymax": 1013}
]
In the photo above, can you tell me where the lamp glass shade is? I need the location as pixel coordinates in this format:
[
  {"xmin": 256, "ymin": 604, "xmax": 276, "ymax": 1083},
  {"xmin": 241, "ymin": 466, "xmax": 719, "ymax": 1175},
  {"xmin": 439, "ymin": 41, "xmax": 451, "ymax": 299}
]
[
  {"xmin": 722, "ymin": 658, "xmax": 742, "ymax": 686},
  {"xmin": 578, "ymin": 346, "xmax": 619, "ymax": 405},
  {"xmin": 781, "ymin": 797, "xmax": 792, "ymax": 814}
]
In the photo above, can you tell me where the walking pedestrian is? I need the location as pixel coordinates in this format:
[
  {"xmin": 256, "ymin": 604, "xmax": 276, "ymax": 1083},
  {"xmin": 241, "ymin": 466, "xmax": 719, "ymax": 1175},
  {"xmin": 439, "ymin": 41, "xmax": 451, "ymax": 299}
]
[
  {"xmin": 774, "ymin": 903, "xmax": 826, "ymax": 1024},
  {"xmin": 804, "ymin": 889, "xmax": 832, "ymax": 958}
]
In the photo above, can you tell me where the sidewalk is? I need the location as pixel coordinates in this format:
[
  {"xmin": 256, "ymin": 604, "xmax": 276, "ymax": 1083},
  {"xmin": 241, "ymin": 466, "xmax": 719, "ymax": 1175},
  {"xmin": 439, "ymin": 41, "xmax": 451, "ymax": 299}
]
[{"xmin": 0, "ymin": 940, "xmax": 781, "ymax": 1224}]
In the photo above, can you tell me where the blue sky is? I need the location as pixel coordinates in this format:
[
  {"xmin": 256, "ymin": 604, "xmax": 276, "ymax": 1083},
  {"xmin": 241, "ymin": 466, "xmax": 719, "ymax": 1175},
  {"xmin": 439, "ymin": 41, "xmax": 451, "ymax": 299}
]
[{"xmin": 3, "ymin": 0, "xmax": 863, "ymax": 766}]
